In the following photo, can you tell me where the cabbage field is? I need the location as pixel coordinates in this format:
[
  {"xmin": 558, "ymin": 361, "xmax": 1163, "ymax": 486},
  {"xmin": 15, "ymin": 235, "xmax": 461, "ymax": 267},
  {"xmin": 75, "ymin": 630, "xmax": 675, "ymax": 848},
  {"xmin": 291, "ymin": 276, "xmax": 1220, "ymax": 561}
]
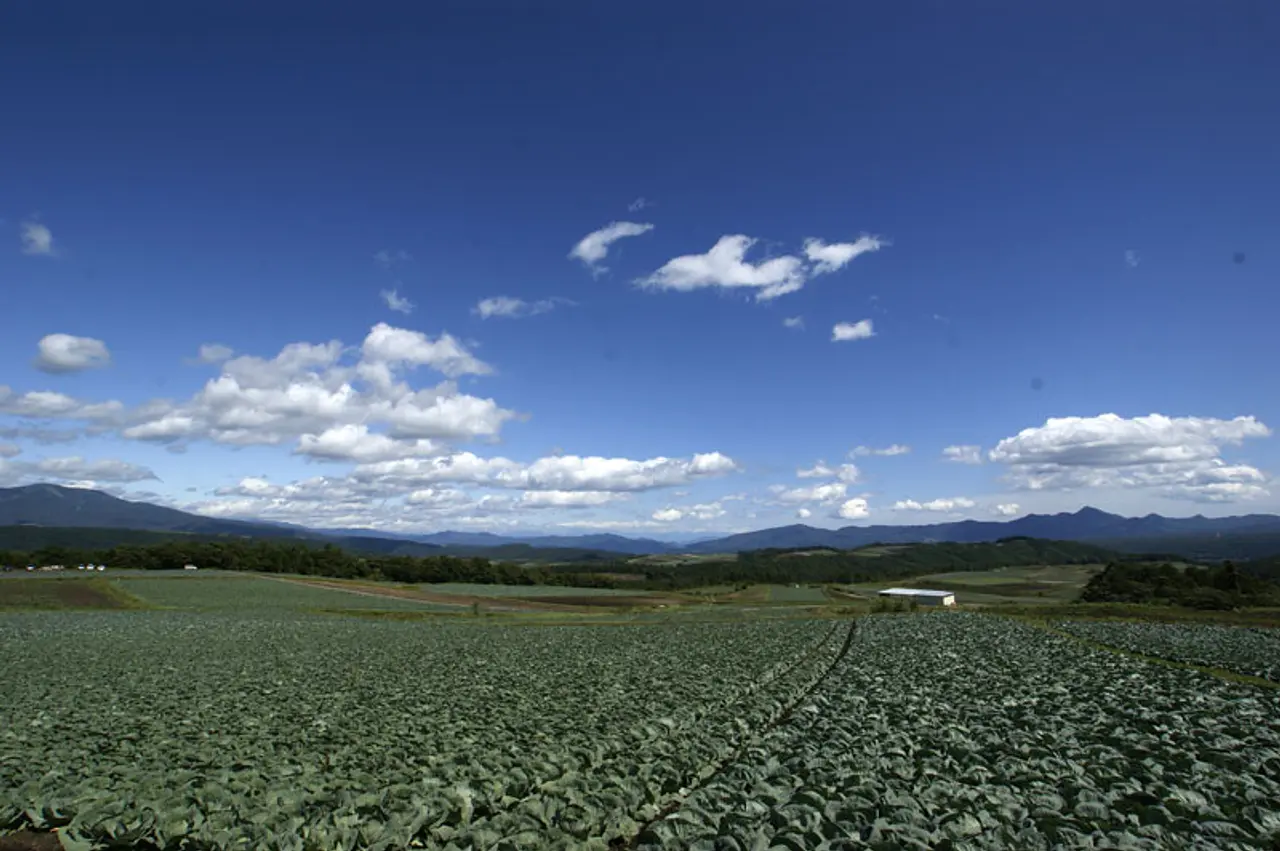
[
  {"xmin": 1055, "ymin": 619, "xmax": 1280, "ymax": 683},
  {"xmin": 2, "ymin": 609, "xmax": 1279, "ymax": 850}
]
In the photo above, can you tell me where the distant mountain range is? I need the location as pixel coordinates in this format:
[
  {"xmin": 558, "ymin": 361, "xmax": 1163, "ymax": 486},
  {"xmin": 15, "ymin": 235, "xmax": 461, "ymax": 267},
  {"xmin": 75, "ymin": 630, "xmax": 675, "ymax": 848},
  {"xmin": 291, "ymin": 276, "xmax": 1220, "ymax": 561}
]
[{"xmin": 4, "ymin": 484, "xmax": 1280, "ymax": 561}]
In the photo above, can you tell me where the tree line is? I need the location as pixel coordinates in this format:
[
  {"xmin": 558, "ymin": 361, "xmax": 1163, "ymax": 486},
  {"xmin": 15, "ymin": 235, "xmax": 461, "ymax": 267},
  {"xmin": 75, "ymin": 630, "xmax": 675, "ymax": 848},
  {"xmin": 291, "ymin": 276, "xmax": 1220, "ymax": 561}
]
[
  {"xmin": 0, "ymin": 539, "xmax": 621, "ymax": 588},
  {"xmin": 1080, "ymin": 561, "xmax": 1280, "ymax": 610}
]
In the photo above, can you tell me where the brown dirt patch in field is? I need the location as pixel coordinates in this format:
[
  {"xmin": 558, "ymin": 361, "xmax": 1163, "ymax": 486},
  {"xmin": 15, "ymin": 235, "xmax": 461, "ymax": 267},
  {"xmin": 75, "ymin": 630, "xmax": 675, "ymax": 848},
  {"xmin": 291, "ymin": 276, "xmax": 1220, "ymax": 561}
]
[
  {"xmin": 0, "ymin": 830, "xmax": 62, "ymax": 851},
  {"xmin": 520, "ymin": 594, "xmax": 676, "ymax": 608},
  {"xmin": 0, "ymin": 578, "xmax": 136, "ymax": 610}
]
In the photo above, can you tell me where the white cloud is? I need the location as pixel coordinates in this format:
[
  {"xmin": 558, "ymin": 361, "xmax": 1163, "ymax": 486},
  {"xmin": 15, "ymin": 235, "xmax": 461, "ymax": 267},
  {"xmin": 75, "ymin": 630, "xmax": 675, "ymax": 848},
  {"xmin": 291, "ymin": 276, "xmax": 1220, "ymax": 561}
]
[
  {"xmin": 783, "ymin": 316, "xmax": 804, "ymax": 330},
  {"xmin": 520, "ymin": 490, "xmax": 623, "ymax": 509},
  {"xmin": 0, "ymin": 386, "xmax": 122, "ymax": 422},
  {"xmin": 803, "ymin": 235, "xmax": 885, "ymax": 275},
  {"xmin": 295, "ymin": 424, "xmax": 442, "ymax": 463},
  {"xmin": 993, "ymin": 503, "xmax": 1021, "ymax": 517},
  {"xmin": 627, "ymin": 197, "xmax": 651, "ymax": 212},
  {"xmin": 650, "ymin": 501, "xmax": 725, "ymax": 523},
  {"xmin": 373, "ymin": 249, "xmax": 412, "ymax": 269},
  {"xmin": 988, "ymin": 413, "xmax": 1272, "ymax": 503},
  {"xmin": 380, "ymin": 289, "xmax": 415, "ymax": 314},
  {"xmin": 473, "ymin": 296, "xmax": 570, "ymax": 319},
  {"xmin": 796, "ymin": 507, "xmax": 812, "ymax": 519},
  {"xmin": 352, "ymin": 450, "xmax": 737, "ymax": 494},
  {"xmin": 196, "ymin": 343, "xmax": 234, "ymax": 364},
  {"xmin": 29, "ymin": 456, "xmax": 157, "ymax": 483},
  {"xmin": 837, "ymin": 498, "xmax": 869, "ymax": 520},
  {"xmin": 20, "ymin": 221, "xmax": 55, "ymax": 256},
  {"xmin": 850, "ymin": 444, "xmax": 910, "ymax": 457},
  {"xmin": 831, "ymin": 320, "xmax": 874, "ymax": 342},
  {"xmin": 942, "ymin": 444, "xmax": 983, "ymax": 465},
  {"xmin": 361, "ymin": 322, "xmax": 492, "ymax": 379},
  {"xmin": 34, "ymin": 334, "xmax": 111, "ymax": 374},
  {"xmin": 796, "ymin": 461, "xmax": 860, "ymax": 483},
  {"xmin": 639, "ymin": 235, "xmax": 806, "ymax": 301},
  {"xmin": 570, "ymin": 221, "xmax": 654, "ymax": 271},
  {"xmin": 1125, "ymin": 249, "xmax": 1140, "ymax": 268},
  {"xmin": 0, "ymin": 443, "xmax": 20, "ymax": 459},
  {"xmin": 774, "ymin": 482, "xmax": 848, "ymax": 505},
  {"xmin": 892, "ymin": 497, "xmax": 976, "ymax": 512}
]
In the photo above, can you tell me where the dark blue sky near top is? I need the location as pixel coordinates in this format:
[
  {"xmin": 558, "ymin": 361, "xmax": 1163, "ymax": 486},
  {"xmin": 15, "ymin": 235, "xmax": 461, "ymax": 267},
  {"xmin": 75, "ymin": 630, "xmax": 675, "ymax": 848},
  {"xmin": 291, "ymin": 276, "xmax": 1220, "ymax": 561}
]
[{"xmin": 1, "ymin": 2, "xmax": 1277, "ymax": 532}]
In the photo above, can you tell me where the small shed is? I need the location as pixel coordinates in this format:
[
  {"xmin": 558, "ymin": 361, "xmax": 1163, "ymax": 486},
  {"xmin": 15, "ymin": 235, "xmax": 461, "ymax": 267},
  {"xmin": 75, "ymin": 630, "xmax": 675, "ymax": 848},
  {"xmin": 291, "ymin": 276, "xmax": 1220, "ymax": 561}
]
[
  {"xmin": 878, "ymin": 587, "xmax": 956, "ymax": 607},
  {"xmin": 183, "ymin": 564, "xmax": 199, "ymax": 571}
]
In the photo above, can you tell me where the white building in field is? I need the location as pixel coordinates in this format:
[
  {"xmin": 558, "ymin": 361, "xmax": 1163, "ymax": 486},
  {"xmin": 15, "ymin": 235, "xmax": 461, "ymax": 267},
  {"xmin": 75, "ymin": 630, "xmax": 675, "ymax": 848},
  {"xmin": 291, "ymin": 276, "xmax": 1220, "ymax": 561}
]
[{"xmin": 878, "ymin": 588, "xmax": 956, "ymax": 607}]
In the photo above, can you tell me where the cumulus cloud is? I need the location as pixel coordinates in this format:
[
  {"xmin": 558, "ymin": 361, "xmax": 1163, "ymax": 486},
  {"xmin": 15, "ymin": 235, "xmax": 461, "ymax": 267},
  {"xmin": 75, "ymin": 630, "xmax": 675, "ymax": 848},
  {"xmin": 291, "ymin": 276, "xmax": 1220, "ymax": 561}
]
[
  {"xmin": 892, "ymin": 497, "xmax": 976, "ymax": 512},
  {"xmin": 196, "ymin": 343, "xmax": 234, "ymax": 364},
  {"xmin": 0, "ymin": 386, "xmax": 122, "ymax": 422},
  {"xmin": 650, "ymin": 501, "xmax": 725, "ymax": 523},
  {"xmin": 473, "ymin": 296, "xmax": 571, "ymax": 319},
  {"xmin": 850, "ymin": 444, "xmax": 910, "ymax": 457},
  {"xmin": 34, "ymin": 334, "xmax": 111, "ymax": 373},
  {"xmin": 295, "ymin": 424, "xmax": 443, "ymax": 463},
  {"xmin": 796, "ymin": 461, "xmax": 860, "ymax": 483},
  {"xmin": 942, "ymin": 444, "xmax": 983, "ymax": 465},
  {"xmin": 520, "ymin": 490, "xmax": 623, "ymax": 509},
  {"xmin": 361, "ymin": 323, "xmax": 491, "ymax": 378},
  {"xmin": 837, "ymin": 498, "xmax": 869, "ymax": 520},
  {"xmin": 832, "ymin": 320, "xmax": 874, "ymax": 342},
  {"xmin": 796, "ymin": 507, "xmax": 812, "ymax": 519},
  {"xmin": 783, "ymin": 316, "xmax": 804, "ymax": 330},
  {"xmin": 351, "ymin": 450, "xmax": 737, "ymax": 494},
  {"xmin": 803, "ymin": 235, "xmax": 885, "ymax": 275},
  {"xmin": 20, "ymin": 221, "xmax": 55, "ymax": 256},
  {"xmin": 380, "ymin": 288, "xmax": 414, "ymax": 314},
  {"xmin": 570, "ymin": 221, "xmax": 654, "ymax": 271},
  {"xmin": 993, "ymin": 503, "xmax": 1021, "ymax": 517},
  {"xmin": 774, "ymin": 482, "xmax": 848, "ymax": 505},
  {"xmin": 988, "ymin": 413, "xmax": 1272, "ymax": 502}
]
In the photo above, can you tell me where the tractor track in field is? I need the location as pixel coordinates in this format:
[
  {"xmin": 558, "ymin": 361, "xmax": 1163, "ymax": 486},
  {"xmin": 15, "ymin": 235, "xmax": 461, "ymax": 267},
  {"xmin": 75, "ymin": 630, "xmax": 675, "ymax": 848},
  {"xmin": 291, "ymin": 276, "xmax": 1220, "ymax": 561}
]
[{"xmin": 621, "ymin": 618, "xmax": 859, "ymax": 849}]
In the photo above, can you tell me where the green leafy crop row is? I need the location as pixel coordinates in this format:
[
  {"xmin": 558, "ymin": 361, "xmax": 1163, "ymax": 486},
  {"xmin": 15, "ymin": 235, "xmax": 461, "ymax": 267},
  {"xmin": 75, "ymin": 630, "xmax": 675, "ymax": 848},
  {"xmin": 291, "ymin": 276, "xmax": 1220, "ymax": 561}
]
[
  {"xmin": 0, "ymin": 612, "xmax": 841, "ymax": 849},
  {"xmin": 636, "ymin": 613, "xmax": 1280, "ymax": 850},
  {"xmin": 1055, "ymin": 620, "xmax": 1280, "ymax": 683}
]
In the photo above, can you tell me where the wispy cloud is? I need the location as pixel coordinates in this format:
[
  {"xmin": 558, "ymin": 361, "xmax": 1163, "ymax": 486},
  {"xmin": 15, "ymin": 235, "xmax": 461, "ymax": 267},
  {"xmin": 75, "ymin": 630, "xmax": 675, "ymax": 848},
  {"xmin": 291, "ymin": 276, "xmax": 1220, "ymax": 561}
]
[
  {"xmin": 473, "ymin": 296, "xmax": 573, "ymax": 320},
  {"xmin": 831, "ymin": 320, "xmax": 874, "ymax": 342},
  {"xmin": 850, "ymin": 444, "xmax": 910, "ymax": 457},
  {"xmin": 942, "ymin": 444, "xmax": 984, "ymax": 465},
  {"xmin": 803, "ymin": 235, "xmax": 885, "ymax": 275},
  {"xmin": 373, "ymin": 249, "xmax": 412, "ymax": 269},
  {"xmin": 570, "ymin": 221, "xmax": 654, "ymax": 272},
  {"xmin": 639, "ymin": 232, "xmax": 886, "ymax": 302},
  {"xmin": 627, "ymin": 197, "xmax": 652, "ymax": 212},
  {"xmin": 1125, "ymin": 249, "xmax": 1140, "ymax": 268},
  {"xmin": 20, "ymin": 220, "xmax": 55, "ymax": 256},
  {"xmin": 380, "ymin": 288, "xmax": 415, "ymax": 314},
  {"xmin": 783, "ymin": 316, "xmax": 804, "ymax": 330},
  {"xmin": 196, "ymin": 343, "xmax": 234, "ymax": 364},
  {"xmin": 892, "ymin": 496, "xmax": 975, "ymax": 512}
]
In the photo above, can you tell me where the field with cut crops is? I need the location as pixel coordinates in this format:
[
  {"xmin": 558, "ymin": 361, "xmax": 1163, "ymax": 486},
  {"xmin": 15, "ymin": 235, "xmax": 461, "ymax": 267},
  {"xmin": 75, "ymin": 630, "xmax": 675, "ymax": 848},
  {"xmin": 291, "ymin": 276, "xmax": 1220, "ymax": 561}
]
[{"xmin": 2, "ymin": 587, "xmax": 1280, "ymax": 849}]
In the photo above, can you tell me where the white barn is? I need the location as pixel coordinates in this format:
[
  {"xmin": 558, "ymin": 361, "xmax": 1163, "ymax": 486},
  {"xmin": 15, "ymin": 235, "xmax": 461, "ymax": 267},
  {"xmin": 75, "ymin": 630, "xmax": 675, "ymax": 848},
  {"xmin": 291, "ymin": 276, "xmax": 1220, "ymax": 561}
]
[{"xmin": 878, "ymin": 587, "xmax": 956, "ymax": 607}]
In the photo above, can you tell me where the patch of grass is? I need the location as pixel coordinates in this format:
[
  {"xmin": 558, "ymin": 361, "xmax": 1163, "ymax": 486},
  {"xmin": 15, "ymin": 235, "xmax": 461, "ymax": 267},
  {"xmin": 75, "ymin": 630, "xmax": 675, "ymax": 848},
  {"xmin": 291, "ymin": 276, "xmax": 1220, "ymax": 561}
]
[{"xmin": 0, "ymin": 578, "xmax": 147, "ymax": 611}]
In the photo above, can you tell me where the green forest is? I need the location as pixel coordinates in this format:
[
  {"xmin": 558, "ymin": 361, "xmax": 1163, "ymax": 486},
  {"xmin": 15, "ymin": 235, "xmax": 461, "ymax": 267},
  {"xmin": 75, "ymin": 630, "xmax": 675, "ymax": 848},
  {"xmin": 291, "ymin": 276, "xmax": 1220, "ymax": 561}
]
[{"xmin": 1080, "ymin": 561, "xmax": 1280, "ymax": 609}]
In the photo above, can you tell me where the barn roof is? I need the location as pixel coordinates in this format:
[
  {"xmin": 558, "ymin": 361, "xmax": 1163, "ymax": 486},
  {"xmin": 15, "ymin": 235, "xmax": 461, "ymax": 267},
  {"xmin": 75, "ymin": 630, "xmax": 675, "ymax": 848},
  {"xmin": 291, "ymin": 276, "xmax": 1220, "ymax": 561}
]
[{"xmin": 878, "ymin": 588, "xmax": 954, "ymax": 597}]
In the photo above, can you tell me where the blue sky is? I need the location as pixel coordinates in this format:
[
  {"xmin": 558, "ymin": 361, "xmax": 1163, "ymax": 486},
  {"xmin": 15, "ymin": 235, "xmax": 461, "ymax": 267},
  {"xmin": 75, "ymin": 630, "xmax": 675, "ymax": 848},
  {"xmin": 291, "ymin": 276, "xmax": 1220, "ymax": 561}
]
[{"xmin": 1, "ymin": 3, "xmax": 1277, "ymax": 536}]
